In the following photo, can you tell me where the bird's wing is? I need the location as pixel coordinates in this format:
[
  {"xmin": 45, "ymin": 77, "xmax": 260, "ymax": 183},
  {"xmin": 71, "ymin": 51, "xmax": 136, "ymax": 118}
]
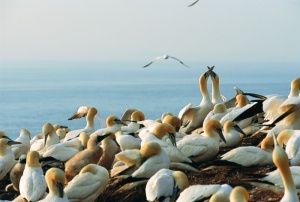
[
  {"xmin": 176, "ymin": 184, "xmax": 220, "ymax": 202},
  {"xmin": 168, "ymin": 56, "xmax": 190, "ymax": 67},
  {"xmin": 232, "ymin": 101, "xmax": 264, "ymax": 122},
  {"xmin": 146, "ymin": 174, "xmax": 173, "ymax": 201},
  {"xmin": 177, "ymin": 138, "xmax": 209, "ymax": 157},
  {"xmin": 121, "ymin": 108, "xmax": 138, "ymax": 124},
  {"xmin": 68, "ymin": 106, "xmax": 89, "ymax": 120},
  {"xmin": 64, "ymin": 129, "xmax": 84, "ymax": 142},
  {"xmin": 263, "ymin": 103, "xmax": 300, "ymax": 127},
  {"xmin": 188, "ymin": 0, "xmax": 200, "ymax": 7},
  {"xmin": 178, "ymin": 103, "xmax": 193, "ymax": 120},
  {"xmin": 143, "ymin": 56, "xmax": 164, "ymax": 68},
  {"xmin": 115, "ymin": 149, "xmax": 142, "ymax": 166},
  {"xmin": 64, "ymin": 173, "xmax": 101, "ymax": 200}
]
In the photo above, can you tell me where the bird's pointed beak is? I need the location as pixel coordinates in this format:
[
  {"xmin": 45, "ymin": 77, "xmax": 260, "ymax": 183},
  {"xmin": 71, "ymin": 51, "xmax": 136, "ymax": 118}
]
[
  {"xmin": 169, "ymin": 132, "xmax": 177, "ymax": 147},
  {"xmin": 44, "ymin": 132, "xmax": 50, "ymax": 146},
  {"xmin": 59, "ymin": 125, "xmax": 68, "ymax": 129},
  {"xmin": 7, "ymin": 140, "xmax": 22, "ymax": 146},
  {"xmin": 216, "ymin": 128, "xmax": 226, "ymax": 143},
  {"xmin": 115, "ymin": 119, "xmax": 127, "ymax": 126},
  {"xmin": 233, "ymin": 124, "xmax": 247, "ymax": 137},
  {"xmin": 206, "ymin": 66, "xmax": 216, "ymax": 77},
  {"xmin": 123, "ymin": 120, "xmax": 137, "ymax": 123},
  {"xmin": 56, "ymin": 182, "xmax": 64, "ymax": 198},
  {"xmin": 204, "ymin": 72, "xmax": 210, "ymax": 79}
]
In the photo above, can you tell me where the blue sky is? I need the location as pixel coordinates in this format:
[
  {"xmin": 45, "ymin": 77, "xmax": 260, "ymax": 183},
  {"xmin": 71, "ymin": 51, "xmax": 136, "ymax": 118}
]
[{"xmin": 0, "ymin": 0, "xmax": 299, "ymax": 63}]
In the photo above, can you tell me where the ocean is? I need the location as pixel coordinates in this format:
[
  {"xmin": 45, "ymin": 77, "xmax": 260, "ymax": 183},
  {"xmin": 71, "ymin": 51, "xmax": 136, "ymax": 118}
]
[{"xmin": 0, "ymin": 60, "xmax": 298, "ymax": 140}]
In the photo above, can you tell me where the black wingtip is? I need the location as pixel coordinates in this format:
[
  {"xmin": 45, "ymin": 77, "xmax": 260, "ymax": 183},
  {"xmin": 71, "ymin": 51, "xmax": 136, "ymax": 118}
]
[{"xmin": 116, "ymin": 176, "xmax": 149, "ymax": 186}]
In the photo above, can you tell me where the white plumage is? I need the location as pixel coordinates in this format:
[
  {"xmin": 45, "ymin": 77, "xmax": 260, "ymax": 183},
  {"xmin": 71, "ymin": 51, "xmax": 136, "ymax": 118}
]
[
  {"xmin": 0, "ymin": 139, "xmax": 19, "ymax": 180},
  {"xmin": 64, "ymin": 164, "xmax": 109, "ymax": 202},
  {"xmin": 11, "ymin": 128, "xmax": 31, "ymax": 159},
  {"xmin": 176, "ymin": 184, "xmax": 232, "ymax": 202},
  {"xmin": 38, "ymin": 168, "xmax": 68, "ymax": 202},
  {"xmin": 146, "ymin": 168, "xmax": 189, "ymax": 202},
  {"xmin": 19, "ymin": 151, "xmax": 47, "ymax": 201}
]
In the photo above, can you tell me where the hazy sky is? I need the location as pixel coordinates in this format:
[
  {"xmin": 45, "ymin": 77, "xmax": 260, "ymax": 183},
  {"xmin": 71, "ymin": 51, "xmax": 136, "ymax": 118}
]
[{"xmin": 0, "ymin": 0, "xmax": 299, "ymax": 63}]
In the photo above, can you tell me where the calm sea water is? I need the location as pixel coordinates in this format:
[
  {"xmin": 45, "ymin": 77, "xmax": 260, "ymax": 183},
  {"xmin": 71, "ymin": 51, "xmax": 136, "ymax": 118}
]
[{"xmin": 0, "ymin": 60, "xmax": 298, "ymax": 139}]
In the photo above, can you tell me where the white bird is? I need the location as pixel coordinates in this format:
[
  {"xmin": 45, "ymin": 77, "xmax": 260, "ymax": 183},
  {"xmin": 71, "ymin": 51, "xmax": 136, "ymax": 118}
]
[
  {"xmin": 272, "ymin": 132, "xmax": 299, "ymax": 202},
  {"xmin": 116, "ymin": 111, "xmax": 144, "ymax": 151},
  {"xmin": 254, "ymin": 77, "xmax": 300, "ymax": 136},
  {"xmin": 220, "ymin": 94, "xmax": 256, "ymax": 130},
  {"xmin": 220, "ymin": 120, "xmax": 246, "ymax": 147},
  {"xmin": 145, "ymin": 168, "xmax": 189, "ymax": 202},
  {"xmin": 33, "ymin": 123, "xmax": 60, "ymax": 156},
  {"xmin": 139, "ymin": 123, "xmax": 195, "ymax": 171},
  {"xmin": 229, "ymin": 186, "xmax": 249, "ymax": 202},
  {"xmin": 38, "ymin": 167, "xmax": 68, "ymax": 202},
  {"xmin": 138, "ymin": 119, "xmax": 160, "ymax": 132},
  {"xmin": 63, "ymin": 107, "xmax": 98, "ymax": 142},
  {"xmin": 11, "ymin": 128, "xmax": 31, "ymax": 159},
  {"xmin": 113, "ymin": 141, "xmax": 170, "ymax": 189},
  {"xmin": 42, "ymin": 131, "xmax": 89, "ymax": 162},
  {"xmin": 204, "ymin": 103, "xmax": 229, "ymax": 125},
  {"xmin": 177, "ymin": 119, "xmax": 226, "ymax": 164},
  {"xmin": 130, "ymin": 141, "xmax": 170, "ymax": 178},
  {"xmin": 30, "ymin": 133, "xmax": 44, "ymax": 149},
  {"xmin": 19, "ymin": 150, "xmax": 47, "ymax": 202},
  {"xmin": 200, "ymin": 136, "xmax": 274, "ymax": 170},
  {"xmin": 111, "ymin": 148, "xmax": 143, "ymax": 177},
  {"xmin": 258, "ymin": 100, "xmax": 300, "ymax": 143},
  {"xmin": 0, "ymin": 139, "xmax": 20, "ymax": 180},
  {"xmin": 178, "ymin": 70, "xmax": 214, "ymax": 134},
  {"xmin": 90, "ymin": 115, "xmax": 127, "ymax": 138},
  {"xmin": 244, "ymin": 166, "xmax": 300, "ymax": 191},
  {"xmin": 121, "ymin": 110, "xmax": 145, "ymax": 135},
  {"xmin": 68, "ymin": 105, "xmax": 106, "ymax": 128},
  {"xmin": 138, "ymin": 114, "xmax": 182, "ymax": 137},
  {"xmin": 64, "ymin": 164, "xmax": 109, "ymax": 202},
  {"xmin": 143, "ymin": 54, "xmax": 190, "ymax": 68},
  {"xmin": 176, "ymin": 184, "xmax": 232, "ymax": 202},
  {"xmin": 115, "ymin": 131, "xmax": 141, "ymax": 151}
]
